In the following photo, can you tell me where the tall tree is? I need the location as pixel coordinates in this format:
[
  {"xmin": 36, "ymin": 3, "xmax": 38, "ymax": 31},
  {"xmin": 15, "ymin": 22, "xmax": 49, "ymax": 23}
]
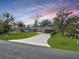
[
  {"xmin": 3, "ymin": 12, "xmax": 15, "ymax": 32},
  {"xmin": 56, "ymin": 9, "xmax": 73, "ymax": 35},
  {"xmin": 17, "ymin": 21, "xmax": 25, "ymax": 32},
  {"xmin": 65, "ymin": 15, "xmax": 79, "ymax": 37},
  {"xmin": 31, "ymin": 15, "xmax": 41, "ymax": 31},
  {"xmin": 53, "ymin": 17, "xmax": 61, "ymax": 32},
  {"xmin": 0, "ymin": 12, "xmax": 15, "ymax": 34},
  {"xmin": 40, "ymin": 19, "xmax": 52, "ymax": 27},
  {"xmin": 3, "ymin": 12, "xmax": 14, "ymax": 23}
]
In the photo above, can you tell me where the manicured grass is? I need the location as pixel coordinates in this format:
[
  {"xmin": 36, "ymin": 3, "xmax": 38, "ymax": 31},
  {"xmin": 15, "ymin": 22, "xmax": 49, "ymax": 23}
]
[
  {"xmin": 48, "ymin": 33, "xmax": 79, "ymax": 51},
  {"xmin": 0, "ymin": 32, "xmax": 38, "ymax": 40}
]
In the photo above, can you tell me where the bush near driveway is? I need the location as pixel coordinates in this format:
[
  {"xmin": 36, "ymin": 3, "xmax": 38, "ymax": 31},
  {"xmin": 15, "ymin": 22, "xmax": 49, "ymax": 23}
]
[{"xmin": 51, "ymin": 30, "xmax": 57, "ymax": 36}]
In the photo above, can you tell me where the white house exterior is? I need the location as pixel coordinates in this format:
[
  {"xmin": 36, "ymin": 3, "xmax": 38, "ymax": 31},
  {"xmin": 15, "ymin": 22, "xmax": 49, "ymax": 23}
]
[{"xmin": 30, "ymin": 26, "xmax": 53, "ymax": 33}]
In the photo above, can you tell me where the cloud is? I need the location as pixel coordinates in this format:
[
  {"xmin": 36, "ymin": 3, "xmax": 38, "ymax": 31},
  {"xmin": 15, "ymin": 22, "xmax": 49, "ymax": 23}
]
[
  {"xmin": 2, "ymin": 0, "xmax": 78, "ymax": 25},
  {"xmin": 16, "ymin": 17, "xmax": 34, "ymax": 25},
  {"xmin": 70, "ymin": 9, "xmax": 79, "ymax": 14},
  {"xmin": 14, "ymin": 1, "xmax": 79, "ymax": 25}
]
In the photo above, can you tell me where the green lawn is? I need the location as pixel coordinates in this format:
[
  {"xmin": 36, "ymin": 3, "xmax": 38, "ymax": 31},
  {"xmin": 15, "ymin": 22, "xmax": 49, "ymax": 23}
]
[
  {"xmin": 48, "ymin": 33, "xmax": 79, "ymax": 51},
  {"xmin": 0, "ymin": 32, "xmax": 38, "ymax": 40}
]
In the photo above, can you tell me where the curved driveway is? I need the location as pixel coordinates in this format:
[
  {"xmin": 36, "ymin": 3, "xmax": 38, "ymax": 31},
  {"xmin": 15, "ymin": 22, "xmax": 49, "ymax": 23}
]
[
  {"xmin": 9, "ymin": 33, "xmax": 50, "ymax": 47},
  {"xmin": 0, "ymin": 41, "xmax": 79, "ymax": 59}
]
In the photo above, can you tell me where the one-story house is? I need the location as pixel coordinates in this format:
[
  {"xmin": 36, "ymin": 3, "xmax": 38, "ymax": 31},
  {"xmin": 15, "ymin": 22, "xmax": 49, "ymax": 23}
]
[
  {"xmin": 11, "ymin": 23, "xmax": 53, "ymax": 33},
  {"xmin": 30, "ymin": 25, "xmax": 53, "ymax": 33}
]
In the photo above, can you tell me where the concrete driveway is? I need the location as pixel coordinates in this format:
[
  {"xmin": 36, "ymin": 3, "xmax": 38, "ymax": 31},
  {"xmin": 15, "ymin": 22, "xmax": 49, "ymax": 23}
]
[{"xmin": 9, "ymin": 33, "xmax": 50, "ymax": 47}]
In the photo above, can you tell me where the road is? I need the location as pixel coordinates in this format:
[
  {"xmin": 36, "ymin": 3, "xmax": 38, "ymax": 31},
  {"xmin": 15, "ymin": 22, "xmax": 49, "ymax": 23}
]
[
  {"xmin": 0, "ymin": 41, "xmax": 79, "ymax": 59},
  {"xmin": 9, "ymin": 33, "xmax": 50, "ymax": 47}
]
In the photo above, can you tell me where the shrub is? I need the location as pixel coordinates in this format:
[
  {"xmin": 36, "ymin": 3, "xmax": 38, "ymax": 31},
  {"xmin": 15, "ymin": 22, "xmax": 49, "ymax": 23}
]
[
  {"xmin": 0, "ymin": 22, "xmax": 10, "ymax": 34},
  {"xmin": 51, "ymin": 30, "xmax": 57, "ymax": 36}
]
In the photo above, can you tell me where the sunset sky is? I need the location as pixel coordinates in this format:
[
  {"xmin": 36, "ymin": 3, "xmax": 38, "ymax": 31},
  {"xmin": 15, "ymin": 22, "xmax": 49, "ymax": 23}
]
[{"xmin": 0, "ymin": 0, "xmax": 79, "ymax": 25}]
